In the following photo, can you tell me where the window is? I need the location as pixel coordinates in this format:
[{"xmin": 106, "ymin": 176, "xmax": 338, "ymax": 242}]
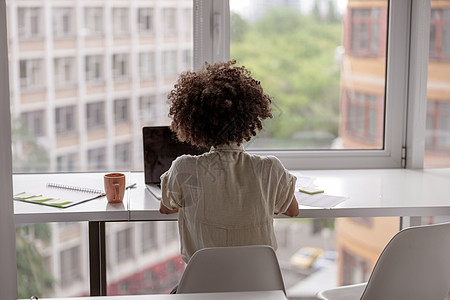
[
  {"xmin": 55, "ymin": 106, "xmax": 76, "ymax": 135},
  {"xmin": 426, "ymin": 6, "xmax": 450, "ymax": 167},
  {"xmin": 114, "ymin": 98, "xmax": 130, "ymax": 124},
  {"xmin": 86, "ymin": 102, "xmax": 105, "ymax": 129},
  {"xmin": 53, "ymin": 7, "xmax": 74, "ymax": 38},
  {"xmin": 85, "ymin": 55, "xmax": 104, "ymax": 83},
  {"xmin": 162, "ymin": 50, "xmax": 177, "ymax": 78},
  {"xmin": 115, "ymin": 143, "xmax": 131, "ymax": 170},
  {"xmin": 87, "ymin": 147, "xmax": 106, "ymax": 171},
  {"xmin": 56, "ymin": 153, "xmax": 78, "ymax": 172},
  {"xmin": 426, "ymin": 101, "xmax": 450, "ymax": 152},
  {"xmin": 164, "ymin": 222, "xmax": 178, "ymax": 244},
  {"xmin": 138, "ymin": 8, "xmax": 154, "ymax": 34},
  {"xmin": 54, "ymin": 57, "xmax": 75, "ymax": 88},
  {"xmin": 341, "ymin": 249, "xmax": 371, "ymax": 285},
  {"xmin": 116, "ymin": 227, "xmax": 133, "ymax": 262},
  {"xmin": 141, "ymin": 222, "xmax": 157, "ymax": 252},
  {"xmin": 429, "ymin": 8, "xmax": 450, "ymax": 60},
  {"xmin": 19, "ymin": 59, "xmax": 44, "ymax": 90},
  {"xmin": 182, "ymin": 8, "xmax": 193, "ymax": 38},
  {"xmin": 112, "ymin": 8, "xmax": 129, "ymax": 36},
  {"xmin": 84, "ymin": 7, "xmax": 103, "ymax": 36},
  {"xmin": 162, "ymin": 8, "xmax": 177, "ymax": 37},
  {"xmin": 348, "ymin": 8, "xmax": 384, "ymax": 57},
  {"xmin": 140, "ymin": 95, "xmax": 157, "ymax": 124},
  {"xmin": 139, "ymin": 52, "xmax": 155, "ymax": 80},
  {"xmin": 60, "ymin": 246, "xmax": 81, "ymax": 286},
  {"xmin": 18, "ymin": 7, "xmax": 42, "ymax": 39},
  {"xmin": 21, "ymin": 110, "xmax": 45, "ymax": 137},
  {"xmin": 182, "ymin": 49, "xmax": 192, "ymax": 71},
  {"xmin": 228, "ymin": 0, "xmax": 398, "ymax": 170},
  {"xmin": 112, "ymin": 54, "xmax": 129, "ymax": 80},
  {"xmin": 344, "ymin": 91, "xmax": 382, "ymax": 144}
]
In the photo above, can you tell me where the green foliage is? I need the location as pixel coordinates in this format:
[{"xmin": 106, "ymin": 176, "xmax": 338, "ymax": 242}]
[
  {"xmin": 231, "ymin": 8, "xmax": 342, "ymax": 147},
  {"xmin": 16, "ymin": 224, "xmax": 54, "ymax": 298},
  {"xmin": 11, "ymin": 118, "xmax": 50, "ymax": 172},
  {"xmin": 231, "ymin": 12, "xmax": 249, "ymax": 42}
]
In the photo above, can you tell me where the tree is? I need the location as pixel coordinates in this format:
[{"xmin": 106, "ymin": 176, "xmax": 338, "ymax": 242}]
[
  {"xmin": 16, "ymin": 224, "xmax": 54, "ymax": 298},
  {"xmin": 11, "ymin": 118, "xmax": 50, "ymax": 172},
  {"xmin": 231, "ymin": 12, "xmax": 249, "ymax": 43},
  {"xmin": 231, "ymin": 9, "xmax": 342, "ymax": 147}
]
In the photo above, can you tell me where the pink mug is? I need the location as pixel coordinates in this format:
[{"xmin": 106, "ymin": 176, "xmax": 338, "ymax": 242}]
[{"xmin": 104, "ymin": 173, "xmax": 125, "ymax": 203}]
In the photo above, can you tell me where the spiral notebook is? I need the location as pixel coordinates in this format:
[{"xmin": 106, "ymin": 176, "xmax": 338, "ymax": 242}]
[{"xmin": 14, "ymin": 182, "xmax": 106, "ymax": 208}]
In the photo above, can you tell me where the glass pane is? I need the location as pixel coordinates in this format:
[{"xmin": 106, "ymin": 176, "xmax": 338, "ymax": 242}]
[
  {"xmin": 426, "ymin": 7, "xmax": 450, "ymax": 167},
  {"xmin": 106, "ymin": 221, "xmax": 184, "ymax": 295},
  {"xmin": 8, "ymin": 0, "xmax": 193, "ymax": 173},
  {"xmin": 230, "ymin": 0, "xmax": 387, "ymax": 150},
  {"xmin": 276, "ymin": 217, "xmax": 400, "ymax": 299},
  {"xmin": 16, "ymin": 222, "xmax": 90, "ymax": 298}
]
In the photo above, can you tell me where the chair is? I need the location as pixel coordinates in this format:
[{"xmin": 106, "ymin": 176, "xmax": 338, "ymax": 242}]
[
  {"xmin": 316, "ymin": 222, "xmax": 450, "ymax": 300},
  {"xmin": 177, "ymin": 245, "xmax": 286, "ymax": 294}
]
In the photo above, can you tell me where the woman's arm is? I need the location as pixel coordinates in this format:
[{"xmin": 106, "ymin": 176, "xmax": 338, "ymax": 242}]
[{"xmin": 283, "ymin": 196, "xmax": 299, "ymax": 217}]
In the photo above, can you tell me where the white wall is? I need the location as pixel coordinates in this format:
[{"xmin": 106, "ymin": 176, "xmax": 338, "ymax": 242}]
[{"xmin": 0, "ymin": 0, "xmax": 18, "ymax": 299}]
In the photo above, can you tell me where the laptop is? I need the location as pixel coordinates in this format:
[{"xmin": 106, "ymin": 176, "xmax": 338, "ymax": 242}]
[{"xmin": 143, "ymin": 126, "xmax": 207, "ymax": 199}]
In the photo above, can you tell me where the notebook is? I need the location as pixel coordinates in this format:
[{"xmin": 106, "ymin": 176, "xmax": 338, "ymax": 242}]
[{"xmin": 143, "ymin": 126, "xmax": 207, "ymax": 199}]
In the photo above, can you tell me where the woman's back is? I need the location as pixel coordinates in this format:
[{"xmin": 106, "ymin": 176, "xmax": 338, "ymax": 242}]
[{"xmin": 161, "ymin": 144, "xmax": 296, "ymax": 263}]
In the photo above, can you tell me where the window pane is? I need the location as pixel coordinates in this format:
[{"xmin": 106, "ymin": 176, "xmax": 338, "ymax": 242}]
[
  {"xmin": 426, "ymin": 7, "xmax": 450, "ymax": 167},
  {"xmin": 230, "ymin": 1, "xmax": 387, "ymax": 150},
  {"xmin": 16, "ymin": 223, "xmax": 90, "ymax": 298},
  {"xmin": 106, "ymin": 222, "xmax": 184, "ymax": 295},
  {"xmin": 8, "ymin": 0, "xmax": 193, "ymax": 173}
]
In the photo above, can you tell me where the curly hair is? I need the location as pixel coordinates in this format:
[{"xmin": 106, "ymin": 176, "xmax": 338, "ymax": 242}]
[{"xmin": 168, "ymin": 60, "xmax": 273, "ymax": 148}]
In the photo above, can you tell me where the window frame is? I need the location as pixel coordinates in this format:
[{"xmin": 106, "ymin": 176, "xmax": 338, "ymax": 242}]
[{"xmin": 195, "ymin": 0, "xmax": 427, "ymax": 170}]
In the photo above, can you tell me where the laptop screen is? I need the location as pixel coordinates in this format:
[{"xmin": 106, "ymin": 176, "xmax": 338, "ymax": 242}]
[{"xmin": 143, "ymin": 126, "xmax": 208, "ymax": 184}]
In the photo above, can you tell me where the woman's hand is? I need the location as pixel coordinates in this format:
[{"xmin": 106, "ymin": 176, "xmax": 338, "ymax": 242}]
[{"xmin": 159, "ymin": 202, "xmax": 179, "ymax": 214}]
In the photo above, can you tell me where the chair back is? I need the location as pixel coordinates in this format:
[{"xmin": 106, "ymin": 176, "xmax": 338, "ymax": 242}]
[
  {"xmin": 361, "ymin": 222, "xmax": 450, "ymax": 300},
  {"xmin": 177, "ymin": 245, "xmax": 286, "ymax": 294}
]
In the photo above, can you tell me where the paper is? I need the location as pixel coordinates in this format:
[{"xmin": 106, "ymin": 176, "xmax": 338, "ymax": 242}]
[{"xmin": 295, "ymin": 191, "xmax": 347, "ymax": 208}]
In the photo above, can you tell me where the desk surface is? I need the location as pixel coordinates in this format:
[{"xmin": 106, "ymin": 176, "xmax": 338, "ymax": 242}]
[
  {"xmin": 129, "ymin": 168, "xmax": 450, "ymax": 220},
  {"xmin": 14, "ymin": 168, "xmax": 450, "ymax": 224},
  {"xmin": 13, "ymin": 173, "xmax": 129, "ymax": 224},
  {"xmin": 20, "ymin": 290, "xmax": 287, "ymax": 300}
]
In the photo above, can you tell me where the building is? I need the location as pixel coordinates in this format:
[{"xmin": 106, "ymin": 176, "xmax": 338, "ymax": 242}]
[
  {"xmin": 9, "ymin": 0, "xmax": 193, "ymax": 173},
  {"xmin": 8, "ymin": 0, "xmax": 192, "ymax": 297},
  {"xmin": 337, "ymin": 0, "xmax": 450, "ymax": 289}
]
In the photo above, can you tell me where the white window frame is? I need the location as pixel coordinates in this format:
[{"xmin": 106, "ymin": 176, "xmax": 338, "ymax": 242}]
[{"xmin": 194, "ymin": 0, "xmax": 429, "ymax": 170}]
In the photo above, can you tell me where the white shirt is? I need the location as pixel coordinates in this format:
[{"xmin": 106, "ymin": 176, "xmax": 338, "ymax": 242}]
[{"xmin": 161, "ymin": 143, "xmax": 297, "ymax": 263}]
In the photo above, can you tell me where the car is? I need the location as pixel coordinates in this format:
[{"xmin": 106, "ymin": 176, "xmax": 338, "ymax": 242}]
[
  {"xmin": 290, "ymin": 247, "xmax": 324, "ymax": 270},
  {"xmin": 311, "ymin": 250, "xmax": 338, "ymax": 270}
]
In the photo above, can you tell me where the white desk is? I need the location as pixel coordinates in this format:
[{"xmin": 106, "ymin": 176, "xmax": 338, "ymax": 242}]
[
  {"xmin": 13, "ymin": 169, "xmax": 450, "ymax": 223},
  {"xmin": 20, "ymin": 290, "xmax": 287, "ymax": 300},
  {"xmin": 129, "ymin": 168, "xmax": 450, "ymax": 221}
]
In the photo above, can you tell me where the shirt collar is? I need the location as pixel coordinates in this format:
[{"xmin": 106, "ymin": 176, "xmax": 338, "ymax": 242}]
[{"xmin": 211, "ymin": 143, "xmax": 245, "ymax": 152}]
